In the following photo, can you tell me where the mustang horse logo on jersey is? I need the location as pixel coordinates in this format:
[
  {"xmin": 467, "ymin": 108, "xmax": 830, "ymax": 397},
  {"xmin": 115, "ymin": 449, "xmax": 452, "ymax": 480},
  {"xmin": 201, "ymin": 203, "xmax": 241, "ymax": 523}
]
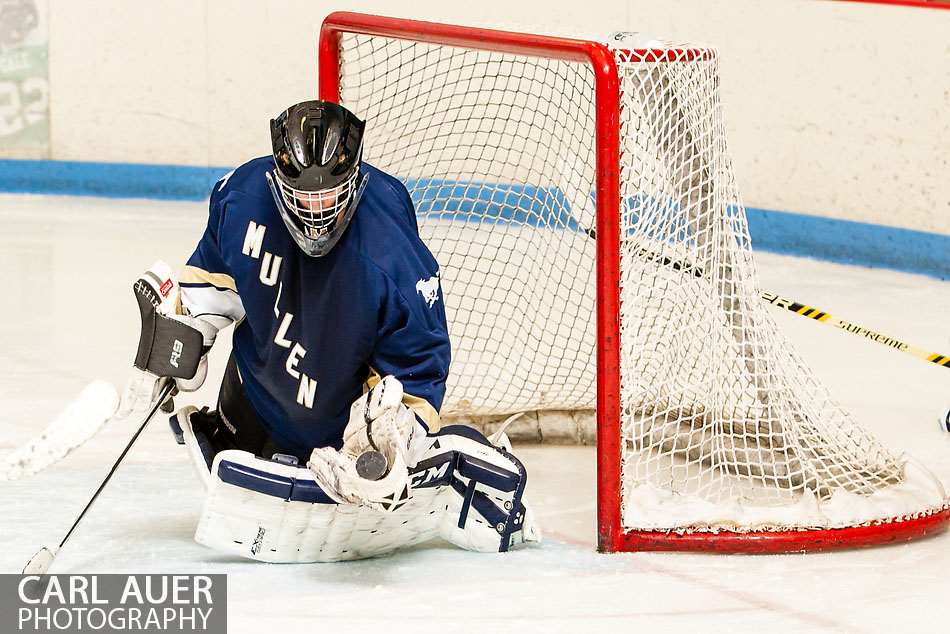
[{"xmin": 415, "ymin": 275, "xmax": 441, "ymax": 308}]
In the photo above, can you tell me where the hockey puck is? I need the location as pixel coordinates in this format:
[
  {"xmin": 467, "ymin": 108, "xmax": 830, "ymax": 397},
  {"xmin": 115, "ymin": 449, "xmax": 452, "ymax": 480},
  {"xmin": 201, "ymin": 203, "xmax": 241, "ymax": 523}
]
[{"xmin": 356, "ymin": 450, "xmax": 389, "ymax": 481}]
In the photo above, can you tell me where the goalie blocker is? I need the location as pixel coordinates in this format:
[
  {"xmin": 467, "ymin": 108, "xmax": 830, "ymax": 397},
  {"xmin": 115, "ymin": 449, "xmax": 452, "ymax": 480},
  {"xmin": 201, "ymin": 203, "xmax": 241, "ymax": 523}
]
[
  {"xmin": 119, "ymin": 261, "xmax": 220, "ymax": 417},
  {"xmin": 170, "ymin": 406, "xmax": 540, "ymax": 561},
  {"xmin": 131, "ymin": 273, "xmax": 204, "ymax": 380}
]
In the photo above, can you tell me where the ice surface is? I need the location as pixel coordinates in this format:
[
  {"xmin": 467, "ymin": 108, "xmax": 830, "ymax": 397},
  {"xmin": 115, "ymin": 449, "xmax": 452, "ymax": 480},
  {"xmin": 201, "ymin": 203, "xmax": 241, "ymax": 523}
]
[{"xmin": 2, "ymin": 193, "xmax": 950, "ymax": 633}]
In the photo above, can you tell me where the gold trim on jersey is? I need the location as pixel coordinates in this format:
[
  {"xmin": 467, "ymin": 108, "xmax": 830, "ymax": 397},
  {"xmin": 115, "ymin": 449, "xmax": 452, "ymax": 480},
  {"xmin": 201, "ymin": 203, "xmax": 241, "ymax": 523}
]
[
  {"xmin": 365, "ymin": 367, "xmax": 442, "ymax": 432},
  {"xmin": 179, "ymin": 265, "xmax": 238, "ymax": 293}
]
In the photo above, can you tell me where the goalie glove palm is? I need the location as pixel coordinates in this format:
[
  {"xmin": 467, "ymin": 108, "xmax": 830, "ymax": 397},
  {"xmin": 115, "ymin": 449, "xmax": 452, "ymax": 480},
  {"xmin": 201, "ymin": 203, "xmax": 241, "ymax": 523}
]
[
  {"xmin": 308, "ymin": 376, "xmax": 429, "ymax": 512},
  {"xmin": 341, "ymin": 376, "xmax": 428, "ymax": 467},
  {"xmin": 308, "ymin": 445, "xmax": 411, "ymax": 513}
]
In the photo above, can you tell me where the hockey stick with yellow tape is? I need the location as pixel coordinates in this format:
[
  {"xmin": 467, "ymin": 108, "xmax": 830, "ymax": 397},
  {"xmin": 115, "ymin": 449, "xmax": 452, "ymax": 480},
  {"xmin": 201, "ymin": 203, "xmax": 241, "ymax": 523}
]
[
  {"xmin": 759, "ymin": 290, "xmax": 950, "ymax": 370},
  {"xmin": 632, "ymin": 246, "xmax": 950, "ymax": 371}
]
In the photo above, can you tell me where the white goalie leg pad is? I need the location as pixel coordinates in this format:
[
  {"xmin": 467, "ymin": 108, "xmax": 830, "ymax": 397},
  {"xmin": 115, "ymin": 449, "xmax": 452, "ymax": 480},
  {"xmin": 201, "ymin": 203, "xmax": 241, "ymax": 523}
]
[
  {"xmin": 417, "ymin": 426, "xmax": 541, "ymax": 552},
  {"xmin": 192, "ymin": 427, "xmax": 539, "ymax": 562},
  {"xmin": 195, "ymin": 449, "xmax": 448, "ymax": 563}
]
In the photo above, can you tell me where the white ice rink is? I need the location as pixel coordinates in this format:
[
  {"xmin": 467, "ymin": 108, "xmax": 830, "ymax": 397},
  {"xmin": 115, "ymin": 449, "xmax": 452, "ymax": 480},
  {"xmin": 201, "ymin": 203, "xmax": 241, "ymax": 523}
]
[{"xmin": 2, "ymin": 193, "xmax": 950, "ymax": 633}]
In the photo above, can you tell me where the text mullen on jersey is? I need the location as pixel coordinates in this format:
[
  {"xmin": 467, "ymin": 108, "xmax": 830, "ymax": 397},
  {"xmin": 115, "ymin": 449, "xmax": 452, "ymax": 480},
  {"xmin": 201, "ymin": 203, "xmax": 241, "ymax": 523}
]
[{"xmin": 179, "ymin": 157, "xmax": 451, "ymax": 461}]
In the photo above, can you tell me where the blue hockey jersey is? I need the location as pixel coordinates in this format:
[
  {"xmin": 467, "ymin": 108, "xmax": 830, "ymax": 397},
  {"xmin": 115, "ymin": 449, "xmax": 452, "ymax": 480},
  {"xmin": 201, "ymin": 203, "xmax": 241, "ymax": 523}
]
[{"xmin": 179, "ymin": 157, "xmax": 450, "ymax": 458}]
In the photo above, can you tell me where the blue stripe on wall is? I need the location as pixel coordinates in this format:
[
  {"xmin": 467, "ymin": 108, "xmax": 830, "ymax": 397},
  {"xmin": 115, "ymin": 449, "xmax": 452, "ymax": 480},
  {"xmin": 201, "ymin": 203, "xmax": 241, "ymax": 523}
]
[
  {"xmin": 2, "ymin": 158, "xmax": 948, "ymax": 280},
  {"xmin": 745, "ymin": 207, "xmax": 950, "ymax": 281},
  {"xmin": 0, "ymin": 158, "xmax": 233, "ymax": 201}
]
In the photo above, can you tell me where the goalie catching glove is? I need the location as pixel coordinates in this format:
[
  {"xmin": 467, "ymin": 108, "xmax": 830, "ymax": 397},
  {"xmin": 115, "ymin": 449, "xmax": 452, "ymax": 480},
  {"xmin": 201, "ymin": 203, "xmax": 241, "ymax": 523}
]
[
  {"xmin": 307, "ymin": 375, "xmax": 430, "ymax": 512},
  {"xmin": 117, "ymin": 261, "xmax": 219, "ymax": 417}
]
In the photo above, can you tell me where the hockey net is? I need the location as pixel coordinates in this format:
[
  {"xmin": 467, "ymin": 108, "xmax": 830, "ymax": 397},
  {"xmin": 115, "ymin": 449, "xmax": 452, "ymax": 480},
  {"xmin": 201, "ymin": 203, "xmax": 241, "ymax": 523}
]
[{"xmin": 319, "ymin": 12, "xmax": 950, "ymax": 551}]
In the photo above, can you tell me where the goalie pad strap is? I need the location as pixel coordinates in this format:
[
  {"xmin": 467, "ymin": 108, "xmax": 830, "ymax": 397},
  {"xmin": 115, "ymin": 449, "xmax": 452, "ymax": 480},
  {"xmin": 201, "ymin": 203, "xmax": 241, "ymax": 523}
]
[
  {"xmin": 458, "ymin": 479, "xmax": 477, "ymax": 529},
  {"xmin": 453, "ymin": 478, "xmax": 512, "ymax": 533},
  {"xmin": 217, "ymin": 459, "xmax": 336, "ymax": 504},
  {"xmin": 457, "ymin": 452, "xmax": 520, "ymax": 492}
]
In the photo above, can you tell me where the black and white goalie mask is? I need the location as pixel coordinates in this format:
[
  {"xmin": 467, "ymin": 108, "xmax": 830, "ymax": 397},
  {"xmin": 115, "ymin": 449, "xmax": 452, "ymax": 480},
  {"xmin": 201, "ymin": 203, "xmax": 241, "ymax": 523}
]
[{"xmin": 266, "ymin": 100, "xmax": 368, "ymax": 257}]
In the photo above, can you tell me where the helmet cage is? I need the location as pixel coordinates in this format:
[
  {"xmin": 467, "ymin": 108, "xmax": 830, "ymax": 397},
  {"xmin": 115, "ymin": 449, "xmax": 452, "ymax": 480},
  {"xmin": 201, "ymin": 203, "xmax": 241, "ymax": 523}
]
[{"xmin": 266, "ymin": 168, "xmax": 368, "ymax": 257}]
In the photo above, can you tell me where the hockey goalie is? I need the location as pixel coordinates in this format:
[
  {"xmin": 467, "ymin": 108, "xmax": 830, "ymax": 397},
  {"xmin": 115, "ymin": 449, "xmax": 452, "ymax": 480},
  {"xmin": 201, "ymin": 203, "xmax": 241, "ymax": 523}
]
[{"xmin": 119, "ymin": 100, "xmax": 540, "ymax": 562}]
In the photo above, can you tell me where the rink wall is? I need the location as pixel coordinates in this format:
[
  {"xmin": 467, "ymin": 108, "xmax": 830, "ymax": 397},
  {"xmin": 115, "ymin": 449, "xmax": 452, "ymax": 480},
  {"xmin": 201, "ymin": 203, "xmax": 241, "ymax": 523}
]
[{"xmin": 1, "ymin": 0, "xmax": 949, "ymax": 277}]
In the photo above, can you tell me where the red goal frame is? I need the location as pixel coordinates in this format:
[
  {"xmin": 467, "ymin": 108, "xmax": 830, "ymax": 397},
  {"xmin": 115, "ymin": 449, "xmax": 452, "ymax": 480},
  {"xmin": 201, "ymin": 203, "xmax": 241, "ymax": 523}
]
[{"xmin": 317, "ymin": 11, "xmax": 950, "ymax": 553}]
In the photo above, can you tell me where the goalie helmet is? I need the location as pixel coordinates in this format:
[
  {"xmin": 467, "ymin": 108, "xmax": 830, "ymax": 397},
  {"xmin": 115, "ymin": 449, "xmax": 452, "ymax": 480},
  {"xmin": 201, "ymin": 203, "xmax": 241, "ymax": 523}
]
[{"xmin": 266, "ymin": 100, "xmax": 368, "ymax": 257}]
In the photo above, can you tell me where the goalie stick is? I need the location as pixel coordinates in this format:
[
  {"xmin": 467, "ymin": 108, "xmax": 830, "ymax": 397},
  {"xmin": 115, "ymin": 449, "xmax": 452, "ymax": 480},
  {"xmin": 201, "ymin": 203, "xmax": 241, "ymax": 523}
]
[
  {"xmin": 22, "ymin": 381, "xmax": 175, "ymax": 576},
  {"xmin": 0, "ymin": 380, "xmax": 119, "ymax": 481}
]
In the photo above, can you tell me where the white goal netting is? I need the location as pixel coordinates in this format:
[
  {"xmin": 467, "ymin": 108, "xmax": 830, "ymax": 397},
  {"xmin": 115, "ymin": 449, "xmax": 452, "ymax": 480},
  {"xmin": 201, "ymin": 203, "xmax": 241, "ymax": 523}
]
[{"xmin": 331, "ymin": 25, "xmax": 947, "ymax": 542}]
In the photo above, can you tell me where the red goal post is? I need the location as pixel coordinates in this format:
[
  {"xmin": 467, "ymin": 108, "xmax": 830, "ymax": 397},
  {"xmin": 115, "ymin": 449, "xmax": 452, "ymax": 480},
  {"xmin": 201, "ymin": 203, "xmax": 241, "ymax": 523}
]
[
  {"xmin": 317, "ymin": 11, "xmax": 950, "ymax": 553},
  {"xmin": 319, "ymin": 11, "xmax": 628, "ymax": 552}
]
